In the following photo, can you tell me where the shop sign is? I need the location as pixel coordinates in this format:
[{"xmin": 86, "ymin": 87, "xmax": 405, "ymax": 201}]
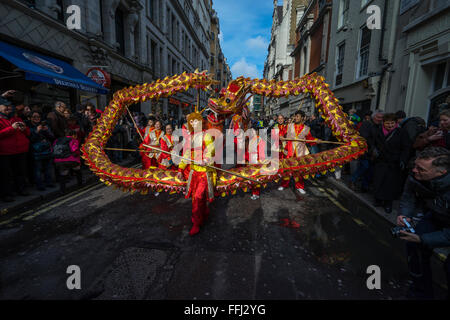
[{"xmin": 86, "ymin": 67, "xmax": 111, "ymax": 88}]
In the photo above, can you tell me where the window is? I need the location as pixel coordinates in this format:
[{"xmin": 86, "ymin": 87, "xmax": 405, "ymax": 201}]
[
  {"xmin": 168, "ymin": 54, "xmax": 172, "ymax": 74},
  {"xmin": 172, "ymin": 58, "xmax": 176, "ymax": 75},
  {"xmin": 99, "ymin": 0, "xmax": 104, "ymax": 37},
  {"xmin": 434, "ymin": 62, "xmax": 446, "ymax": 91},
  {"xmin": 56, "ymin": 0, "xmax": 65, "ymax": 22},
  {"xmin": 115, "ymin": 7, "xmax": 125, "ymax": 55},
  {"xmin": 167, "ymin": 8, "xmax": 171, "ymax": 38},
  {"xmin": 302, "ymin": 46, "xmax": 307, "ymax": 75},
  {"xmin": 171, "ymin": 14, "xmax": 176, "ymax": 43},
  {"xmin": 336, "ymin": 42, "xmax": 345, "ymax": 85},
  {"xmin": 181, "ymin": 30, "xmax": 184, "ymax": 52},
  {"xmin": 151, "ymin": 40, "xmax": 157, "ymax": 71},
  {"xmin": 338, "ymin": 0, "xmax": 350, "ymax": 29},
  {"xmin": 357, "ymin": 26, "xmax": 371, "ymax": 78},
  {"xmin": 148, "ymin": 0, "xmax": 154, "ymax": 20}
]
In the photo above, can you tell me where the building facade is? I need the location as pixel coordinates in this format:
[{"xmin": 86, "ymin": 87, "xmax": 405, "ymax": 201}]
[
  {"xmin": 287, "ymin": 0, "xmax": 333, "ymax": 116},
  {"xmin": 264, "ymin": 0, "xmax": 450, "ymax": 122},
  {"xmin": 323, "ymin": 0, "xmax": 399, "ymax": 116},
  {"xmin": 0, "ymin": 0, "xmax": 229, "ymax": 120},
  {"xmin": 209, "ymin": 6, "xmax": 232, "ymax": 92},
  {"xmin": 263, "ymin": 0, "xmax": 309, "ymax": 117},
  {"xmin": 385, "ymin": 0, "xmax": 450, "ymax": 124}
]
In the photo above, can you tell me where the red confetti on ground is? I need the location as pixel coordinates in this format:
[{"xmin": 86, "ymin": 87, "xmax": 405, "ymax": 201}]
[{"xmin": 280, "ymin": 218, "xmax": 300, "ymax": 228}]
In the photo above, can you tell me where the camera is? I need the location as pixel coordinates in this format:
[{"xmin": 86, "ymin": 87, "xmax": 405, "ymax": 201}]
[
  {"xmin": 40, "ymin": 120, "xmax": 47, "ymax": 126},
  {"xmin": 391, "ymin": 218, "xmax": 416, "ymax": 238}
]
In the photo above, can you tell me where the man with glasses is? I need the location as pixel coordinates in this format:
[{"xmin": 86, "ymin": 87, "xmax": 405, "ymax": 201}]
[{"xmin": 397, "ymin": 147, "xmax": 450, "ymax": 299}]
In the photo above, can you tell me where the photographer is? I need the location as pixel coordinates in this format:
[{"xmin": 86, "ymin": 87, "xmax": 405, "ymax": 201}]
[
  {"xmin": 0, "ymin": 97, "xmax": 31, "ymax": 201},
  {"xmin": 397, "ymin": 147, "xmax": 450, "ymax": 299},
  {"xmin": 29, "ymin": 112, "xmax": 55, "ymax": 191}
]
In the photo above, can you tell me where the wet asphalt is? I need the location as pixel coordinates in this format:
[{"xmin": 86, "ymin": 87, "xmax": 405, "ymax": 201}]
[{"xmin": 0, "ymin": 177, "xmax": 442, "ymax": 300}]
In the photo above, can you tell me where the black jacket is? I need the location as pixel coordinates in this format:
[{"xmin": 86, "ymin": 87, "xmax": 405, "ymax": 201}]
[
  {"xmin": 373, "ymin": 126, "xmax": 410, "ymax": 165},
  {"xmin": 399, "ymin": 173, "xmax": 450, "ymax": 248},
  {"xmin": 359, "ymin": 120, "xmax": 381, "ymax": 159},
  {"xmin": 372, "ymin": 127, "xmax": 410, "ymax": 200}
]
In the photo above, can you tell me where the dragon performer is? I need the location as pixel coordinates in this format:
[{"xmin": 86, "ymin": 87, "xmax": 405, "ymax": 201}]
[
  {"xmin": 176, "ymin": 109, "xmax": 217, "ymax": 236},
  {"xmin": 81, "ymin": 71, "xmax": 368, "ymax": 235}
]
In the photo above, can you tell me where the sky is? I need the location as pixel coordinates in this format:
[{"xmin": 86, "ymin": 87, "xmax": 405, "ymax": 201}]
[{"xmin": 213, "ymin": 0, "xmax": 275, "ymax": 79}]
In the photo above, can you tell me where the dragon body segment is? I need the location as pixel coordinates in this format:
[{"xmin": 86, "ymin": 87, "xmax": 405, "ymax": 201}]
[{"xmin": 82, "ymin": 71, "xmax": 367, "ymax": 197}]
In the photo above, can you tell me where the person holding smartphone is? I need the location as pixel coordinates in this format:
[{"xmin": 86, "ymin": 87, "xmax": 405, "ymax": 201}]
[
  {"xmin": 397, "ymin": 147, "xmax": 450, "ymax": 299},
  {"xmin": 0, "ymin": 97, "xmax": 31, "ymax": 201},
  {"xmin": 414, "ymin": 109, "xmax": 450, "ymax": 150}
]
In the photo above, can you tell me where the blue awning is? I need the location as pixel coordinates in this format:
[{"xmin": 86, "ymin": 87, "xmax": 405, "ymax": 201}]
[{"xmin": 0, "ymin": 40, "xmax": 108, "ymax": 95}]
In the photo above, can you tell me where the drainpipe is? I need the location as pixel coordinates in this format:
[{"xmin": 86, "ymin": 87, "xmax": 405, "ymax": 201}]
[{"xmin": 376, "ymin": 0, "xmax": 389, "ymax": 108}]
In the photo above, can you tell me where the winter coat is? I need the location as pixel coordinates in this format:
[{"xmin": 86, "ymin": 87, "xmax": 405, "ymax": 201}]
[
  {"xmin": 399, "ymin": 173, "xmax": 450, "ymax": 249},
  {"xmin": 359, "ymin": 120, "xmax": 381, "ymax": 159},
  {"xmin": 47, "ymin": 110, "xmax": 67, "ymax": 138},
  {"xmin": 30, "ymin": 124, "xmax": 55, "ymax": 160},
  {"xmin": 372, "ymin": 126, "xmax": 410, "ymax": 200},
  {"xmin": 0, "ymin": 114, "xmax": 30, "ymax": 155}
]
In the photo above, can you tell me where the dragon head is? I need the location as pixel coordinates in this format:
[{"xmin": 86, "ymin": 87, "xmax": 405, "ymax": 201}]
[{"xmin": 204, "ymin": 77, "xmax": 253, "ymax": 126}]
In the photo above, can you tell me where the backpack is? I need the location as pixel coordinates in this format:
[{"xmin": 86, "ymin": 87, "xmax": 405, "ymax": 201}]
[
  {"xmin": 32, "ymin": 140, "xmax": 52, "ymax": 160},
  {"xmin": 53, "ymin": 137, "xmax": 72, "ymax": 159}
]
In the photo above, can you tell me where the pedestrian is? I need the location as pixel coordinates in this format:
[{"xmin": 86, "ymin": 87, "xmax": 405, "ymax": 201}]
[
  {"xmin": 350, "ymin": 110, "xmax": 384, "ymax": 192},
  {"xmin": 47, "ymin": 101, "xmax": 68, "ymax": 138},
  {"xmin": 63, "ymin": 107, "xmax": 72, "ymax": 120},
  {"xmin": 396, "ymin": 147, "xmax": 450, "ymax": 299},
  {"xmin": 269, "ymin": 115, "xmax": 277, "ymax": 128},
  {"xmin": 413, "ymin": 109, "xmax": 450, "ymax": 150},
  {"xmin": 372, "ymin": 113, "xmax": 410, "ymax": 213},
  {"xmin": 53, "ymin": 128, "xmax": 82, "ymax": 193},
  {"xmin": 306, "ymin": 114, "xmax": 321, "ymax": 154},
  {"xmin": 0, "ymin": 97, "xmax": 31, "ymax": 201},
  {"xmin": 74, "ymin": 104, "xmax": 91, "ymax": 136},
  {"xmin": 67, "ymin": 115, "xmax": 85, "ymax": 147},
  {"xmin": 29, "ymin": 112, "xmax": 55, "ymax": 191},
  {"xmin": 85, "ymin": 103, "xmax": 100, "ymax": 129}
]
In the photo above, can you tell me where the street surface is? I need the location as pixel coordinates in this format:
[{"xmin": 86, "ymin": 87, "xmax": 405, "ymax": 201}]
[{"xmin": 0, "ymin": 177, "xmax": 437, "ymax": 300}]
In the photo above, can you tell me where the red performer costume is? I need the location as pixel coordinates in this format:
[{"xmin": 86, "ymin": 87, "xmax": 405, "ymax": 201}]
[
  {"xmin": 158, "ymin": 131, "xmax": 175, "ymax": 170},
  {"xmin": 272, "ymin": 116, "xmax": 288, "ymax": 160},
  {"xmin": 280, "ymin": 111, "xmax": 316, "ymax": 193},
  {"xmin": 178, "ymin": 112, "xmax": 216, "ymax": 236},
  {"xmin": 229, "ymin": 113, "xmax": 246, "ymax": 166},
  {"xmin": 142, "ymin": 122, "xmax": 163, "ymax": 169},
  {"xmin": 139, "ymin": 122, "xmax": 155, "ymax": 169},
  {"xmin": 245, "ymin": 129, "xmax": 266, "ymax": 199}
]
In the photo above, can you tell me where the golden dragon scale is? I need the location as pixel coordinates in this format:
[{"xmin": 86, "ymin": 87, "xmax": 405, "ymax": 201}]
[{"xmin": 81, "ymin": 71, "xmax": 367, "ymax": 197}]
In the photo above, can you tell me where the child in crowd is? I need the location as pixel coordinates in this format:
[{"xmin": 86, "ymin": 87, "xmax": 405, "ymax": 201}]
[{"xmin": 53, "ymin": 129, "xmax": 82, "ymax": 193}]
